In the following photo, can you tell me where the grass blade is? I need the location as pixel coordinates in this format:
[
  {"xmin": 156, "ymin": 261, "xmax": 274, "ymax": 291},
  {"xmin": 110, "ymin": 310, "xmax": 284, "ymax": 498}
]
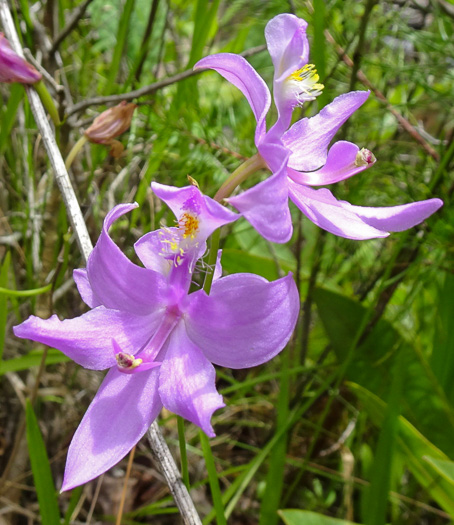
[
  {"xmin": 259, "ymin": 350, "xmax": 290, "ymax": 525},
  {"xmin": 105, "ymin": 0, "xmax": 136, "ymax": 94},
  {"xmin": 200, "ymin": 431, "xmax": 226, "ymax": 525},
  {"xmin": 26, "ymin": 400, "xmax": 61, "ymax": 524}
]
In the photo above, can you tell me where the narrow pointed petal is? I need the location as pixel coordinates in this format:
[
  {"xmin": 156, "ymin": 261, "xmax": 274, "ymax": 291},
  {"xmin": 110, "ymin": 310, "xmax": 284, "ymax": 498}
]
[
  {"xmin": 194, "ymin": 53, "xmax": 271, "ymax": 144},
  {"xmin": 227, "ymin": 144, "xmax": 292, "ymax": 244},
  {"xmin": 73, "ymin": 269, "xmax": 102, "ymax": 308},
  {"xmin": 265, "ymin": 14, "xmax": 309, "ymax": 82},
  {"xmin": 340, "ymin": 198, "xmax": 443, "ymax": 232},
  {"xmin": 283, "ymin": 91, "xmax": 370, "ymax": 171},
  {"xmin": 288, "ymin": 182, "xmax": 389, "ymax": 239},
  {"xmin": 61, "ymin": 367, "xmax": 162, "ymax": 491},
  {"xmin": 185, "ymin": 273, "xmax": 299, "ymax": 369},
  {"xmin": 158, "ymin": 322, "xmax": 224, "ymax": 437},
  {"xmin": 151, "ymin": 183, "xmax": 238, "ymax": 241},
  {"xmin": 288, "ymin": 141, "xmax": 374, "ymax": 186},
  {"xmin": 87, "ymin": 203, "xmax": 167, "ymax": 313},
  {"xmin": 13, "ymin": 307, "xmax": 164, "ymax": 370}
]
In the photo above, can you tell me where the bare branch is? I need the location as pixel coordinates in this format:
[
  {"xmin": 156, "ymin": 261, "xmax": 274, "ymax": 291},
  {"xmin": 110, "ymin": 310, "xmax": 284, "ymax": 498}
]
[
  {"xmin": 66, "ymin": 44, "xmax": 266, "ymax": 118},
  {"xmin": 147, "ymin": 422, "xmax": 203, "ymax": 525}
]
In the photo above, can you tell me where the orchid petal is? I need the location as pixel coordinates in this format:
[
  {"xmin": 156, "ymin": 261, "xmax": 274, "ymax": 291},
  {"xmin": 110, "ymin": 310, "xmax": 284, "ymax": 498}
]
[
  {"xmin": 283, "ymin": 91, "xmax": 370, "ymax": 171},
  {"xmin": 265, "ymin": 14, "xmax": 310, "ymax": 132},
  {"xmin": 73, "ymin": 269, "xmax": 101, "ymax": 308},
  {"xmin": 288, "ymin": 182, "xmax": 390, "ymax": 239},
  {"xmin": 340, "ymin": 198, "xmax": 443, "ymax": 232},
  {"xmin": 151, "ymin": 183, "xmax": 238, "ymax": 241},
  {"xmin": 185, "ymin": 273, "xmax": 299, "ymax": 369},
  {"xmin": 194, "ymin": 53, "xmax": 271, "ymax": 144},
  {"xmin": 265, "ymin": 14, "xmax": 309, "ymax": 82},
  {"xmin": 288, "ymin": 141, "xmax": 374, "ymax": 186},
  {"xmin": 87, "ymin": 203, "xmax": 167, "ymax": 313},
  {"xmin": 61, "ymin": 367, "xmax": 161, "ymax": 491},
  {"xmin": 14, "ymin": 307, "xmax": 164, "ymax": 370},
  {"xmin": 134, "ymin": 229, "xmax": 176, "ymax": 276},
  {"xmin": 158, "ymin": 322, "xmax": 224, "ymax": 437},
  {"xmin": 227, "ymin": 145, "xmax": 292, "ymax": 243}
]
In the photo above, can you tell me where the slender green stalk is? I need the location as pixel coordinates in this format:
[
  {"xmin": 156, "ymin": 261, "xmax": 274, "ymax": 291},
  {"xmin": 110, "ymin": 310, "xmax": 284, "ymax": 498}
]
[
  {"xmin": 0, "ymin": 283, "xmax": 52, "ymax": 297},
  {"xmin": 202, "ymin": 229, "xmax": 221, "ymax": 293},
  {"xmin": 65, "ymin": 135, "xmax": 88, "ymax": 170},
  {"xmin": 214, "ymin": 153, "xmax": 266, "ymax": 203},
  {"xmin": 177, "ymin": 416, "xmax": 190, "ymax": 489},
  {"xmin": 34, "ymin": 80, "xmax": 61, "ymax": 127},
  {"xmin": 200, "ymin": 431, "xmax": 227, "ymax": 525},
  {"xmin": 203, "ymin": 154, "xmax": 267, "ymax": 291}
]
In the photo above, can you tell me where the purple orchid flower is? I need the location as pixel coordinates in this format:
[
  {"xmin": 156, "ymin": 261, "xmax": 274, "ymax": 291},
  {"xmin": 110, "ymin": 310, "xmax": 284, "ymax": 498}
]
[
  {"xmin": 0, "ymin": 33, "xmax": 42, "ymax": 84},
  {"xmin": 14, "ymin": 183, "xmax": 299, "ymax": 491},
  {"xmin": 195, "ymin": 14, "xmax": 442, "ymax": 243}
]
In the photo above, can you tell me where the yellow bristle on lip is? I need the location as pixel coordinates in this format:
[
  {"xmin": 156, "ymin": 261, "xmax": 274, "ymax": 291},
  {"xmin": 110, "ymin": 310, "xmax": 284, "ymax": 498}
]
[{"xmin": 179, "ymin": 212, "xmax": 200, "ymax": 238}]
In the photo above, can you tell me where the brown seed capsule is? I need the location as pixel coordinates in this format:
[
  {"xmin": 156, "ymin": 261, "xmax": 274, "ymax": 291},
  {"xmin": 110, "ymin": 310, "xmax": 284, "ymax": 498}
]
[{"xmin": 84, "ymin": 101, "xmax": 137, "ymax": 157}]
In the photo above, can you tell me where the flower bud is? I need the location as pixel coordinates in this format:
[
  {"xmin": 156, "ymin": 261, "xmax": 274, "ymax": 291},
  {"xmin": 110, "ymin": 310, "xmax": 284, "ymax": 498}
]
[
  {"xmin": 84, "ymin": 101, "xmax": 137, "ymax": 157},
  {"xmin": 0, "ymin": 33, "xmax": 42, "ymax": 84}
]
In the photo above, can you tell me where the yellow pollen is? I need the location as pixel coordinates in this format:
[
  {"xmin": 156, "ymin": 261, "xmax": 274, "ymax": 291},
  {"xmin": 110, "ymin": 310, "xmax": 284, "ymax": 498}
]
[
  {"xmin": 287, "ymin": 64, "xmax": 324, "ymax": 104},
  {"xmin": 179, "ymin": 212, "xmax": 200, "ymax": 238},
  {"xmin": 116, "ymin": 352, "xmax": 142, "ymax": 370}
]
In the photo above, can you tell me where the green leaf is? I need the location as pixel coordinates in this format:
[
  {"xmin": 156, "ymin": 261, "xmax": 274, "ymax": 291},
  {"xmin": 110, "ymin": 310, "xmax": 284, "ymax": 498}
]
[
  {"xmin": 364, "ymin": 358, "xmax": 403, "ymax": 525},
  {"xmin": 430, "ymin": 272, "xmax": 454, "ymax": 404},
  {"xmin": 278, "ymin": 509, "xmax": 361, "ymax": 525},
  {"xmin": 0, "ymin": 253, "xmax": 11, "ymax": 363},
  {"xmin": 0, "ymin": 348, "xmax": 69, "ymax": 376},
  {"xmin": 26, "ymin": 400, "xmax": 61, "ymax": 524},
  {"xmin": 0, "ymin": 84, "xmax": 24, "ymax": 155},
  {"xmin": 423, "ymin": 456, "xmax": 454, "ymax": 486},
  {"xmin": 313, "ymin": 287, "xmax": 454, "ymax": 456},
  {"xmin": 350, "ymin": 383, "xmax": 454, "ymax": 517}
]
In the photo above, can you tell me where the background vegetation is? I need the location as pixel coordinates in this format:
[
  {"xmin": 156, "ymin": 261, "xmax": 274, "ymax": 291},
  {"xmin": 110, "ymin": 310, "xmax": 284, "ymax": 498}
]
[{"xmin": 1, "ymin": 0, "xmax": 454, "ymax": 523}]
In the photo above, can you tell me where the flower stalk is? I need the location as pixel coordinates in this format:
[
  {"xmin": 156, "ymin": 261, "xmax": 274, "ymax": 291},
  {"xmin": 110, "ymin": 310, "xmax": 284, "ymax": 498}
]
[
  {"xmin": 34, "ymin": 80, "xmax": 61, "ymax": 127},
  {"xmin": 65, "ymin": 135, "xmax": 88, "ymax": 170},
  {"xmin": 214, "ymin": 153, "xmax": 267, "ymax": 203}
]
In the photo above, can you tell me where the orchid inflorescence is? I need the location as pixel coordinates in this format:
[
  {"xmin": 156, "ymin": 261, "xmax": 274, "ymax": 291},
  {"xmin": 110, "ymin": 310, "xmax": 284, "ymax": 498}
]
[{"xmin": 10, "ymin": 13, "xmax": 442, "ymax": 491}]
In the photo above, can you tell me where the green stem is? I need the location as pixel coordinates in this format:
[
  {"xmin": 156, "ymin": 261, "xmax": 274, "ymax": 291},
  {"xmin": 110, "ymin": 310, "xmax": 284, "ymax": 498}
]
[
  {"xmin": 200, "ymin": 431, "xmax": 227, "ymax": 525},
  {"xmin": 214, "ymin": 153, "xmax": 266, "ymax": 203},
  {"xmin": 177, "ymin": 416, "xmax": 190, "ymax": 489},
  {"xmin": 203, "ymin": 153, "xmax": 267, "ymax": 292},
  {"xmin": 65, "ymin": 135, "xmax": 88, "ymax": 170},
  {"xmin": 34, "ymin": 80, "xmax": 60, "ymax": 127},
  {"xmin": 202, "ymin": 228, "xmax": 221, "ymax": 294}
]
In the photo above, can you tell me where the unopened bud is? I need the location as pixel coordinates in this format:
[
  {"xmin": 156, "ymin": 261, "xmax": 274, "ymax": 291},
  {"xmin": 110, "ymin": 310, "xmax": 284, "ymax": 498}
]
[
  {"xmin": 355, "ymin": 148, "xmax": 376, "ymax": 167},
  {"xmin": 0, "ymin": 33, "xmax": 42, "ymax": 84},
  {"xmin": 84, "ymin": 101, "xmax": 137, "ymax": 157}
]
